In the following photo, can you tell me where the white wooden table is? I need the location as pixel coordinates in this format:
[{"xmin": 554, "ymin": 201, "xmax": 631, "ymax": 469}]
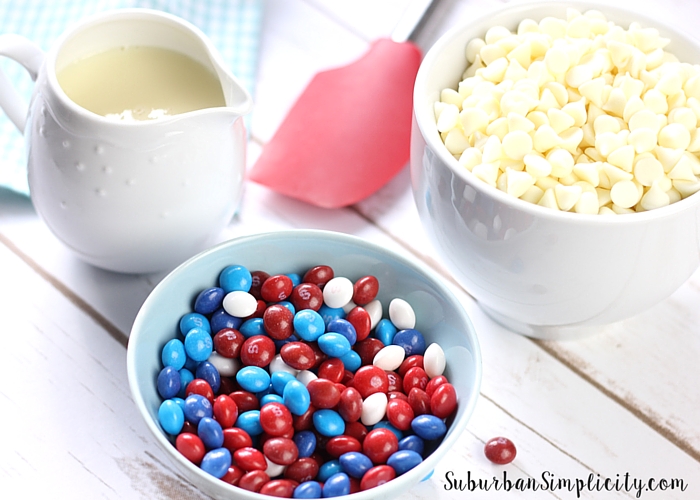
[{"xmin": 1, "ymin": 0, "xmax": 699, "ymax": 498}]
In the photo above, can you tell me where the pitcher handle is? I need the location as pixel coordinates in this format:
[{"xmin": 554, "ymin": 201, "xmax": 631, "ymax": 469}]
[{"xmin": 0, "ymin": 34, "xmax": 44, "ymax": 133}]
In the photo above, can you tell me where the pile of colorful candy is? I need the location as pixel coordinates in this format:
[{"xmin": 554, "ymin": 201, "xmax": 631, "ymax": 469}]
[{"xmin": 155, "ymin": 264, "xmax": 458, "ymax": 497}]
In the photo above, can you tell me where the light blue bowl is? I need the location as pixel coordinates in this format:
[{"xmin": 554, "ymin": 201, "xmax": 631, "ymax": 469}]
[{"xmin": 127, "ymin": 229, "xmax": 481, "ymax": 500}]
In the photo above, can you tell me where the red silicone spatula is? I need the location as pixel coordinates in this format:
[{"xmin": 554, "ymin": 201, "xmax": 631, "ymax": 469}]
[{"xmin": 249, "ymin": 0, "xmax": 437, "ymax": 208}]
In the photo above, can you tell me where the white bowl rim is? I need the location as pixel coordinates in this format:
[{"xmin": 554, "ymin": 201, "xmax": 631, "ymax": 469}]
[
  {"xmin": 126, "ymin": 229, "xmax": 483, "ymax": 499},
  {"xmin": 414, "ymin": 0, "xmax": 700, "ymax": 225}
]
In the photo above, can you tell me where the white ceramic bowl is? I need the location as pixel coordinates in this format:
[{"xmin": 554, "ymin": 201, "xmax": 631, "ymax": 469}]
[
  {"xmin": 127, "ymin": 230, "xmax": 481, "ymax": 499},
  {"xmin": 411, "ymin": 1, "xmax": 700, "ymax": 339}
]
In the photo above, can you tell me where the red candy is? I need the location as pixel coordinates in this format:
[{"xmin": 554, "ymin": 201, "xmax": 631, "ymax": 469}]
[
  {"xmin": 346, "ymin": 306, "xmax": 371, "ymax": 341},
  {"xmin": 352, "ymin": 365, "xmax": 389, "ymax": 398},
  {"xmin": 261, "ymin": 275, "xmax": 294, "ymax": 302},
  {"xmin": 284, "ymin": 458, "xmax": 319, "ymax": 483},
  {"xmin": 229, "ymin": 390, "xmax": 259, "ymax": 412},
  {"xmin": 353, "ymin": 338, "xmax": 384, "ymax": 366},
  {"xmin": 249, "ymin": 270, "xmax": 270, "ymax": 300},
  {"xmin": 213, "ymin": 328, "xmax": 244, "ymax": 358},
  {"xmin": 362, "ymin": 428, "xmax": 398, "ymax": 464},
  {"xmin": 213, "ymin": 394, "xmax": 238, "ymax": 428},
  {"xmin": 317, "ymin": 358, "xmax": 344, "ymax": 383},
  {"xmin": 186, "ymin": 378, "xmax": 214, "ymax": 403},
  {"xmin": 337, "ymin": 387, "xmax": 362, "ymax": 422},
  {"xmin": 386, "ymin": 398, "xmax": 414, "ymax": 431},
  {"xmin": 260, "ymin": 402, "xmax": 293, "ymax": 436},
  {"xmin": 407, "ymin": 387, "xmax": 431, "ymax": 416},
  {"xmin": 302, "ymin": 265, "xmax": 334, "ymax": 287},
  {"xmin": 484, "ymin": 437, "xmax": 517, "ymax": 465},
  {"xmin": 425, "ymin": 374, "xmax": 448, "ymax": 397},
  {"xmin": 292, "ymin": 404, "xmax": 316, "ymax": 432},
  {"xmin": 352, "ymin": 275, "xmax": 379, "ymax": 306},
  {"xmin": 290, "ymin": 283, "xmax": 324, "ymax": 311},
  {"xmin": 306, "ymin": 379, "xmax": 341, "ymax": 409},
  {"xmin": 238, "ymin": 470, "xmax": 270, "ymax": 492},
  {"xmin": 343, "ymin": 421, "xmax": 368, "ymax": 444},
  {"xmin": 430, "ymin": 383, "xmax": 457, "ymax": 419},
  {"xmin": 223, "ymin": 427, "xmax": 253, "ymax": 451},
  {"xmin": 360, "ymin": 465, "xmax": 396, "ymax": 490},
  {"xmin": 176, "ymin": 433, "xmax": 205, "ymax": 465},
  {"xmin": 386, "ymin": 371, "xmax": 403, "ymax": 393},
  {"xmin": 221, "ymin": 465, "xmax": 245, "ymax": 486},
  {"xmin": 263, "ymin": 437, "xmax": 299, "ymax": 465},
  {"xmin": 398, "ymin": 355, "xmax": 424, "ymax": 376},
  {"xmin": 280, "ymin": 342, "xmax": 317, "ymax": 371},
  {"xmin": 234, "ymin": 447, "xmax": 267, "ymax": 472},
  {"xmin": 263, "ymin": 304, "xmax": 294, "ymax": 340},
  {"xmin": 259, "ymin": 479, "xmax": 298, "ymax": 497},
  {"xmin": 326, "ymin": 435, "xmax": 362, "ymax": 458},
  {"xmin": 402, "ymin": 366, "xmax": 429, "ymax": 393},
  {"xmin": 240, "ymin": 335, "xmax": 276, "ymax": 367}
]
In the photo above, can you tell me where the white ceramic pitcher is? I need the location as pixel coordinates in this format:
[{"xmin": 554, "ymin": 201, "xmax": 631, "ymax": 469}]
[{"xmin": 0, "ymin": 9, "xmax": 253, "ymax": 273}]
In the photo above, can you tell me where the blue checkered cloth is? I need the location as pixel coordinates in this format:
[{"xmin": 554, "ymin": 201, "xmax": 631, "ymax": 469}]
[{"xmin": 0, "ymin": 0, "xmax": 264, "ymax": 196}]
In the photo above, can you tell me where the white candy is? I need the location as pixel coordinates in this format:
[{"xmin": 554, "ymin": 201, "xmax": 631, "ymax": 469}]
[
  {"xmin": 323, "ymin": 277, "xmax": 354, "ymax": 309},
  {"xmin": 388, "ymin": 298, "xmax": 416, "ymax": 330},
  {"xmin": 373, "ymin": 345, "xmax": 406, "ymax": 372},
  {"xmin": 436, "ymin": 10, "xmax": 700, "ymax": 215},
  {"xmin": 361, "ymin": 392, "xmax": 388, "ymax": 426},
  {"xmin": 423, "ymin": 343, "xmax": 446, "ymax": 378},
  {"xmin": 265, "ymin": 458, "xmax": 286, "ymax": 478},
  {"xmin": 207, "ymin": 352, "xmax": 240, "ymax": 377},
  {"xmin": 222, "ymin": 290, "xmax": 257, "ymax": 317},
  {"xmin": 296, "ymin": 369, "xmax": 317, "ymax": 386},
  {"xmin": 364, "ymin": 299, "xmax": 383, "ymax": 329}
]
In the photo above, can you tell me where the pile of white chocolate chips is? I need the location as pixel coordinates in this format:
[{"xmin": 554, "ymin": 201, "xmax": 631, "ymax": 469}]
[{"xmin": 435, "ymin": 9, "xmax": 700, "ymax": 214}]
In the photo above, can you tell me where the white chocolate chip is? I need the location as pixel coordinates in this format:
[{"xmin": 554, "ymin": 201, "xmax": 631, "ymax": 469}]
[{"xmin": 610, "ymin": 179, "xmax": 642, "ymax": 208}]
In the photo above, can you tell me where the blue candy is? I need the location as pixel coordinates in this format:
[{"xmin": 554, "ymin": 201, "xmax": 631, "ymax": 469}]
[
  {"xmin": 198, "ymin": 417, "xmax": 224, "ymax": 449},
  {"xmin": 326, "ymin": 319, "xmax": 357, "ymax": 345},
  {"xmin": 161, "ymin": 338, "xmax": 187, "ymax": 370},
  {"xmin": 219, "ymin": 264, "xmax": 252, "ymax": 293},
  {"xmin": 286, "ymin": 273, "xmax": 302, "ymax": 287},
  {"xmin": 236, "ymin": 366, "xmax": 271, "ymax": 393},
  {"xmin": 375, "ymin": 319, "xmax": 397, "ymax": 346},
  {"xmin": 200, "ymin": 448, "xmax": 231, "ymax": 479},
  {"xmin": 236, "ymin": 410, "xmax": 263, "ymax": 436},
  {"xmin": 195, "ymin": 361, "xmax": 221, "ymax": 393},
  {"xmin": 157, "ymin": 366, "xmax": 181, "ymax": 399},
  {"xmin": 183, "ymin": 355, "xmax": 199, "ymax": 372},
  {"xmin": 177, "ymin": 368, "xmax": 194, "ymax": 398},
  {"xmin": 411, "ymin": 414, "xmax": 447, "ymax": 440},
  {"xmin": 239, "ymin": 318, "xmax": 265, "ymax": 338},
  {"xmin": 293, "ymin": 481, "xmax": 322, "ymax": 498},
  {"xmin": 293, "ymin": 309, "xmax": 326, "ymax": 342},
  {"xmin": 392, "ymin": 328, "xmax": 427, "ymax": 356},
  {"xmin": 158, "ymin": 399, "xmax": 184, "ymax": 435},
  {"xmin": 317, "ymin": 332, "xmax": 351, "ymax": 358},
  {"xmin": 184, "ymin": 327, "xmax": 213, "ymax": 362},
  {"xmin": 260, "ymin": 394, "xmax": 284, "ymax": 406},
  {"xmin": 294, "ymin": 430, "xmax": 317, "ymax": 458},
  {"xmin": 194, "ymin": 287, "xmax": 225, "ymax": 315},
  {"xmin": 322, "ymin": 472, "xmax": 351, "ymax": 497},
  {"xmin": 318, "ymin": 304, "xmax": 346, "ymax": 327},
  {"xmin": 277, "ymin": 300, "xmax": 296, "ymax": 314},
  {"xmin": 210, "ymin": 308, "xmax": 242, "ymax": 332},
  {"xmin": 317, "ymin": 460, "xmax": 341, "ymax": 482},
  {"xmin": 399, "ymin": 435, "xmax": 425, "ymax": 455},
  {"xmin": 338, "ymin": 451, "xmax": 372, "ymax": 478},
  {"xmin": 183, "ymin": 394, "xmax": 212, "ymax": 425},
  {"xmin": 283, "ymin": 380, "xmax": 311, "ymax": 415},
  {"xmin": 179, "ymin": 312, "xmax": 211, "ymax": 335},
  {"xmin": 387, "ymin": 449, "xmax": 422, "ymax": 475},
  {"xmin": 313, "ymin": 409, "xmax": 345, "ymax": 437},
  {"xmin": 339, "ymin": 350, "xmax": 361, "ymax": 373},
  {"xmin": 271, "ymin": 371, "xmax": 296, "ymax": 395}
]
